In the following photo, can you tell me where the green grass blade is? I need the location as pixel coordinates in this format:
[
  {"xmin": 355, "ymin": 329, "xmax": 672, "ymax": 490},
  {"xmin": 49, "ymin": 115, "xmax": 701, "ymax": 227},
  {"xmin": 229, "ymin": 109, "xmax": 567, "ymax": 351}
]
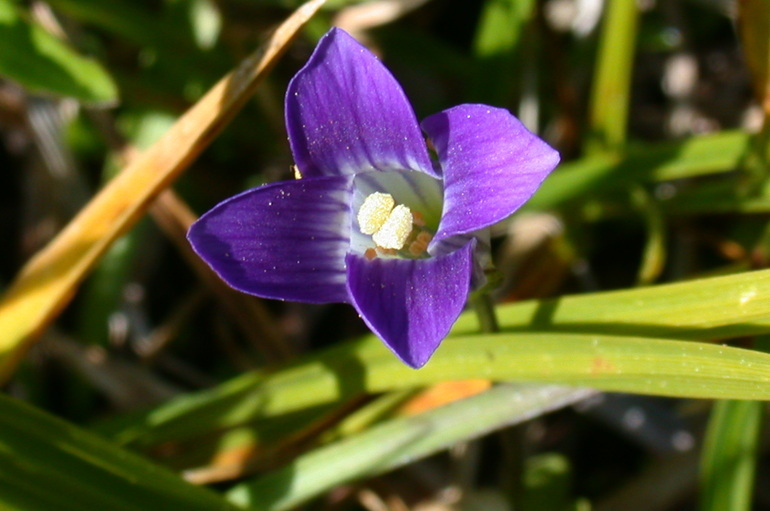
[
  {"xmin": 111, "ymin": 268, "xmax": 770, "ymax": 449},
  {"xmin": 471, "ymin": 0, "xmax": 535, "ymax": 106},
  {"xmin": 0, "ymin": 0, "xmax": 117, "ymax": 103},
  {"xmin": 632, "ymin": 186, "xmax": 667, "ymax": 285},
  {"xmin": 661, "ymin": 176, "xmax": 770, "ymax": 215},
  {"xmin": 454, "ymin": 267, "xmax": 770, "ymax": 340},
  {"xmin": 113, "ymin": 333, "xmax": 770, "ymax": 451},
  {"xmin": 528, "ymin": 131, "xmax": 750, "ymax": 210},
  {"xmin": 225, "ymin": 384, "xmax": 593, "ymax": 511},
  {"xmin": 700, "ymin": 400, "xmax": 762, "ymax": 511},
  {"xmin": 586, "ymin": 0, "xmax": 638, "ymax": 153},
  {"xmin": 0, "ymin": 394, "xmax": 240, "ymax": 511}
]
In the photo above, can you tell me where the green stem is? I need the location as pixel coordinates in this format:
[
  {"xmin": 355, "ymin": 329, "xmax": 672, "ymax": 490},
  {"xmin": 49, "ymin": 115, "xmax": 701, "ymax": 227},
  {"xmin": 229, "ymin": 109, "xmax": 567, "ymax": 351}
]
[{"xmin": 470, "ymin": 291, "xmax": 500, "ymax": 334}]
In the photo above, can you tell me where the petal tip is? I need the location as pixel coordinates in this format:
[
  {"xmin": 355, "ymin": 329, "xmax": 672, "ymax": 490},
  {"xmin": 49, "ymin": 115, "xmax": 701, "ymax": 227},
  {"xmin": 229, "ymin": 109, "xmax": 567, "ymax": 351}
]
[
  {"xmin": 346, "ymin": 242, "xmax": 474, "ymax": 369},
  {"xmin": 285, "ymin": 25, "xmax": 434, "ymax": 178},
  {"xmin": 391, "ymin": 344, "xmax": 438, "ymax": 369}
]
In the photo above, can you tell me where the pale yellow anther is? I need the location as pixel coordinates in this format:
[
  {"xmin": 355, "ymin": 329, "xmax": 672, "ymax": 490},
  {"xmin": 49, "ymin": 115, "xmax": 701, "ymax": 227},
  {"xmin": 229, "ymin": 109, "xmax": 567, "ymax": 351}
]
[
  {"xmin": 357, "ymin": 192, "xmax": 395, "ymax": 235},
  {"xmin": 372, "ymin": 204, "xmax": 413, "ymax": 250}
]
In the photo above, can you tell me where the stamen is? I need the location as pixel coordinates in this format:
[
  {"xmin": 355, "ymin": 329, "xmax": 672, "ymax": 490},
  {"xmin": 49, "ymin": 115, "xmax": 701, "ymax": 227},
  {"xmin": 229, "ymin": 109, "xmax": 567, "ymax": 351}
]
[
  {"xmin": 408, "ymin": 240, "xmax": 426, "ymax": 257},
  {"xmin": 408, "ymin": 231, "xmax": 433, "ymax": 257},
  {"xmin": 372, "ymin": 205, "xmax": 413, "ymax": 250},
  {"xmin": 358, "ymin": 192, "xmax": 395, "ymax": 235},
  {"xmin": 357, "ymin": 192, "xmax": 431, "ymax": 257}
]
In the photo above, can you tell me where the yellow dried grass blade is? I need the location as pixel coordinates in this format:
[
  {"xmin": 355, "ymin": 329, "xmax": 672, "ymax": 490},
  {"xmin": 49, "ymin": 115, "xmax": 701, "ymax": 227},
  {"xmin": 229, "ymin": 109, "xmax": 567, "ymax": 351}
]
[{"xmin": 0, "ymin": 0, "xmax": 326, "ymax": 383}]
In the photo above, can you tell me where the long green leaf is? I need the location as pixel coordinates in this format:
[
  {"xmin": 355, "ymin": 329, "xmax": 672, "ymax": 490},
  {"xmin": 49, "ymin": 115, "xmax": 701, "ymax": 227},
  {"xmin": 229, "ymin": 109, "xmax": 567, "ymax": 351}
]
[
  {"xmin": 0, "ymin": 394, "xmax": 240, "ymax": 511},
  {"xmin": 113, "ymin": 334, "xmax": 770, "ymax": 451},
  {"xmin": 453, "ymin": 267, "xmax": 770, "ymax": 339},
  {"xmin": 586, "ymin": 0, "xmax": 638, "ymax": 152},
  {"xmin": 226, "ymin": 384, "xmax": 593, "ymax": 511},
  {"xmin": 109, "ymin": 268, "xmax": 770, "ymax": 449},
  {"xmin": 0, "ymin": 0, "xmax": 117, "ymax": 103}
]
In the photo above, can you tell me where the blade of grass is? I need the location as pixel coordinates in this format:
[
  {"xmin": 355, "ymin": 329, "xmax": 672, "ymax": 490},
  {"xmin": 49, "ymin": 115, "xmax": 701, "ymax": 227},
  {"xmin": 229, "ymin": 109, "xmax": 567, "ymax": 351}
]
[
  {"xmin": 632, "ymin": 186, "xmax": 667, "ymax": 285},
  {"xmin": 112, "ymin": 331, "xmax": 770, "ymax": 452},
  {"xmin": 471, "ymin": 0, "xmax": 535, "ymax": 106},
  {"xmin": 0, "ymin": 0, "xmax": 326, "ymax": 384},
  {"xmin": 107, "ymin": 267, "xmax": 770, "ymax": 448},
  {"xmin": 0, "ymin": 393, "xmax": 241, "ymax": 511},
  {"xmin": 528, "ymin": 131, "xmax": 750, "ymax": 210},
  {"xmin": 225, "ymin": 384, "xmax": 594, "ymax": 511},
  {"xmin": 585, "ymin": 0, "xmax": 638, "ymax": 153},
  {"xmin": 699, "ymin": 399, "xmax": 762, "ymax": 511},
  {"xmin": 182, "ymin": 384, "xmax": 490, "ymax": 483},
  {"xmin": 453, "ymin": 267, "xmax": 770, "ymax": 339}
]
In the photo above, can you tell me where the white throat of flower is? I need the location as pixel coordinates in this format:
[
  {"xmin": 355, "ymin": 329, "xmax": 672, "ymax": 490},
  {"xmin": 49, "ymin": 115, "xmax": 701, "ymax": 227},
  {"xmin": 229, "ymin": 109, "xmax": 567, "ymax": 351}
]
[{"xmin": 357, "ymin": 192, "xmax": 432, "ymax": 258}]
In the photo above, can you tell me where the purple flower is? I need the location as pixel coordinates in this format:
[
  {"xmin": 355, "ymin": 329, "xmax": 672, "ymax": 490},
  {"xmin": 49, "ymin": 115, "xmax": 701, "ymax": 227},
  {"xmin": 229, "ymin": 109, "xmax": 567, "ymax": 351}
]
[{"xmin": 187, "ymin": 28, "xmax": 560, "ymax": 368}]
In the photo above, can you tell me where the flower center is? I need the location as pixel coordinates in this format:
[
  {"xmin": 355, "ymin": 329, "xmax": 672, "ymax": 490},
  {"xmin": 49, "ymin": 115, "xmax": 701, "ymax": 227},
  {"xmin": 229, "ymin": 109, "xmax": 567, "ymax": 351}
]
[{"xmin": 357, "ymin": 192, "xmax": 433, "ymax": 259}]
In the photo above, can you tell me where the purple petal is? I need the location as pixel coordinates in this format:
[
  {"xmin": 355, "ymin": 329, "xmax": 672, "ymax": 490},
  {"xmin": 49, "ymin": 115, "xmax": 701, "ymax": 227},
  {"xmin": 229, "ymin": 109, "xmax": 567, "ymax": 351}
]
[
  {"xmin": 345, "ymin": 241, "xmax": 475, "ymax": 368},
  {"xmin": 286, "ymin": 28, "xmax": 434, "ymax": 179},
  {"xmin": 188, "ymin": 176, "xmax": 353, "ymax": 304},
  {"xmin": 421, "ymin": 104, "xmax": 560, "ymax": 244}
]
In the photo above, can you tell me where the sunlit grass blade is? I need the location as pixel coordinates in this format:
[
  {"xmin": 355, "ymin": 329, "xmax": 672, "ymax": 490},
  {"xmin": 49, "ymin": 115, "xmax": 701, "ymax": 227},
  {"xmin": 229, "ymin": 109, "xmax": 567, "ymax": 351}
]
[
  {"xmin": 0, "ymin": 393, "xmax": 241, "ymax": 510},
  {"xmin": 0, "ymin": 0, "xmax": 325, "ymax": 385},
  {"xmin": 107, "ymin": 267, "xmax": 770, "ymax": 450},
  {"xmin": 110, "ymin": 332, "xmax": 770, "ymax": 455},
  {"xmin": 585, "ymin": 0, "xmax": 638, "ymax": 153},
  {"xmin": 454, "ymin": 267, "xmax": 770, "ymax": 340},
  {"xmin": 225, "ymin": 384, "xmax": 593, "ymax": 511},
  {"xmin": 700, "ymin": 399, "xmax": 762, "ymax": 511},
  {"xmin": 0, "ymin": 0, "xmax": 117, "ymax": 103}
]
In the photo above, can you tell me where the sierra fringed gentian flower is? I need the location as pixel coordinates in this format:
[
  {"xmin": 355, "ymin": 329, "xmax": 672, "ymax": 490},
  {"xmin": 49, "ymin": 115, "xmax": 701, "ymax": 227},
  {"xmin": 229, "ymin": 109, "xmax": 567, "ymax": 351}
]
[{"xmin": 188, "ymin": 28, "xmax": 560, "ymax": 368}]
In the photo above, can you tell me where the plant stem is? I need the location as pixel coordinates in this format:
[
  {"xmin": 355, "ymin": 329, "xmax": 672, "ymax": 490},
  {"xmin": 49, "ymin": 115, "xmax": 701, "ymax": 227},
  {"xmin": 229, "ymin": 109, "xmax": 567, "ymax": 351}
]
[{"xmin": 470, "ymin": 291, "xmax": 500, "ymax": 334}]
